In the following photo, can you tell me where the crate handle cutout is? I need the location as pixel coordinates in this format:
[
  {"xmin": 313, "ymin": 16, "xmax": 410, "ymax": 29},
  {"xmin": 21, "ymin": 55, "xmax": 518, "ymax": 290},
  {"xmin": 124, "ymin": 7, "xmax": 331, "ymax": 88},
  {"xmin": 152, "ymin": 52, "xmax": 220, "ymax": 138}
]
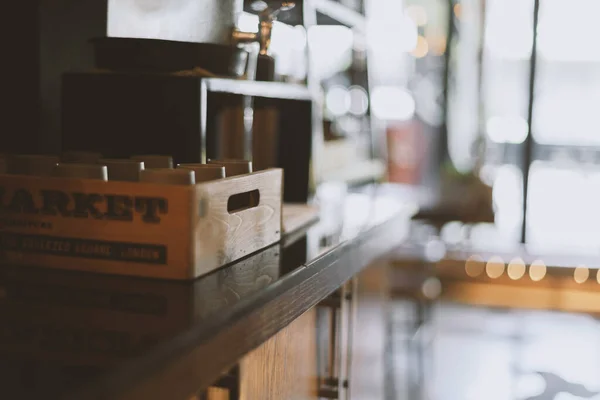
[{"xmin": 227, "ymin": 189, "xmax": 260, "ymax": 213}]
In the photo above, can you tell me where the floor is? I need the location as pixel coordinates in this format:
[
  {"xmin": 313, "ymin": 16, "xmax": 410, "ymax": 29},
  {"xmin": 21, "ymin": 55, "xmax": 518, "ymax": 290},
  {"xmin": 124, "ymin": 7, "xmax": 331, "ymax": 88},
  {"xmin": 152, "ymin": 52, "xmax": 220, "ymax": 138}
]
[{"xmin": 390, "ymin": 300, "xmax": 600, "ymax": 400}]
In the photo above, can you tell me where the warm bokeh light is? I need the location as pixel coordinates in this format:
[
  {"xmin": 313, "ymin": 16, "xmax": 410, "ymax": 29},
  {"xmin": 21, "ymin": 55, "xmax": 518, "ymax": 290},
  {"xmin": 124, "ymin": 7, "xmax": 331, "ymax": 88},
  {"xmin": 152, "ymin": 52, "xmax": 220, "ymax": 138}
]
[
  {"xmin": 411, "ymin": 35, "xmax": 429, "ymax": 58},
  {"xmin": 507, "ymin": 257, "xmax": 526, "ymax": 280},
  {"xmin": 428, "ymin": 34, "xmax": 447, "ymax": 56},
  {"xmin": 486, "ymin": 256, "xmax": 505, "ymax": 279},
  {"xmin": 574, "ymin": 265, "xmax": 590, "ymax": 284},
  {"xmin": 453, "ymin": 3, "xmax": 462, "ymax": 19},
  {"xmin": 529, "ymin": 260, "xmax": 547, "ymax": 282},
  {"xmin": 465, "ymin": 255, "xmax": 485, "ymax": 277}
]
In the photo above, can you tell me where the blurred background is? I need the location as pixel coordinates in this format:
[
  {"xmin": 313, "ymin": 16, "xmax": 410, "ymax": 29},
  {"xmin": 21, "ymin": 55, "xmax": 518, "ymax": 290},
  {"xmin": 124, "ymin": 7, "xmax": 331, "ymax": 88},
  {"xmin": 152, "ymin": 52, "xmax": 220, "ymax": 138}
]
[
  {"xmin": 4, "ymin": 1, "xmax": 600, "ymax": 398},
  {"xmin": 6, "ymin": 0, "xmax": 600, "ymax": 248},
  {"xmin": 243, "ymin": 1, "xmax": 600, "ymax": 399},
  {"xmin": 9, "ymin": 0, "xmax": 600, "ymax": 255},
  {"xmin": 238, "ymin": 0, "xmax": 600, "ymax": 255}
]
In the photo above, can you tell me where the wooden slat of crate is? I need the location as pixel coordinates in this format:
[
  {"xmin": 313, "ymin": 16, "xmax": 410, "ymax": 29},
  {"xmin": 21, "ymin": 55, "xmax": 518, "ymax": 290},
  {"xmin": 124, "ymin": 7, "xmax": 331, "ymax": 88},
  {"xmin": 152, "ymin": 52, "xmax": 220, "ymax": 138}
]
[{"xmin": 192, "ymin": 168, "xmax": 282, "ymax": 277}]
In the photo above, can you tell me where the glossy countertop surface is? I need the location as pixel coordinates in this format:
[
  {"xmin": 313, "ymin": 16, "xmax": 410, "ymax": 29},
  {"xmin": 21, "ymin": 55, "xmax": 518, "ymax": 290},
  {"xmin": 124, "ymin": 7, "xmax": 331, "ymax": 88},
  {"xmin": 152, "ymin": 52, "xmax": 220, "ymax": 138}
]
[{"xmin": 0, "ymin": 184, "xmax": 417, "ymax": 400}]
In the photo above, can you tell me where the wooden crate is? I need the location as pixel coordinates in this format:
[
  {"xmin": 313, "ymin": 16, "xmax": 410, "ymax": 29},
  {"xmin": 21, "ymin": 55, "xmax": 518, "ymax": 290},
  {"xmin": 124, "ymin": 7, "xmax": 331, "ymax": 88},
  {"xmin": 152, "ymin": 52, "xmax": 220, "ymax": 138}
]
[{"xmin": 0, "ymin": 169, "xmax": 282, "ymax": 280}]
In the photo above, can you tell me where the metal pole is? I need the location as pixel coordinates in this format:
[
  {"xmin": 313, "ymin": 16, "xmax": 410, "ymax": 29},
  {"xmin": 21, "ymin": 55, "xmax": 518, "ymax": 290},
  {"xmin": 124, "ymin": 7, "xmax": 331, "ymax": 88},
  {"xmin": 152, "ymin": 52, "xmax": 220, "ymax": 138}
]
[
  {"xmin": 440, "ymin": 0, "xmax": 456, "ymax": 168},
  {"xmin": 521, "ymin": 0, "xmax": 541, "ymax": 243}
]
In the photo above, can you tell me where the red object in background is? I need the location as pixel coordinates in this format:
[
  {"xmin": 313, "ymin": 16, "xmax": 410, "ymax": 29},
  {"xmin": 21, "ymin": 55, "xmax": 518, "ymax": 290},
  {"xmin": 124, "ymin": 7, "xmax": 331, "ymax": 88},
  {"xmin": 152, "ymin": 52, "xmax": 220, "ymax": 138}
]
[{"xmin": 386, "ymin": 120, "xmax": 426, "ymax": 184}]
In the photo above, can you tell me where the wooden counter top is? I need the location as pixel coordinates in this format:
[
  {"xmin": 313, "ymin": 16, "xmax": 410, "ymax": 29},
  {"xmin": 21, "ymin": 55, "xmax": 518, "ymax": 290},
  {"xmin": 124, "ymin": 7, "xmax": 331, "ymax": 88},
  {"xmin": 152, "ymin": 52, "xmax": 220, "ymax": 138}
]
[{"xmin": 0, "ymin": 185, "xmax": 417, "ymax": 400}]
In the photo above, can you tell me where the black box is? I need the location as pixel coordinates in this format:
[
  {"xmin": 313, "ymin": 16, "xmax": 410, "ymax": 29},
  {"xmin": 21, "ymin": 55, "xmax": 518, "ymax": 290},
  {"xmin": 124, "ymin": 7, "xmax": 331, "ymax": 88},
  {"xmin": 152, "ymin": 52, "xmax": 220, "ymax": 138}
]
[{"xmin": 61, "ymin": 72, "xmax": 313, "ymax": 202}]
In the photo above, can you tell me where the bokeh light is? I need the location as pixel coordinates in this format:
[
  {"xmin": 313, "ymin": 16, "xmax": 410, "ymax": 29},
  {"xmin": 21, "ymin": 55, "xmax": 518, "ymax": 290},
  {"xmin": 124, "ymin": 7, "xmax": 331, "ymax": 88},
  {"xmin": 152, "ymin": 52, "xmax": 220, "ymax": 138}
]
[
  {"xmin": 465, "ymin": 255, "xmax": 485, "ymax": 278},
  {"xmin": 325, "ymin": 86, "xmax": 351, "ymax": 117},
  {"xmin": 422, "ymin": 277, "xmax": 442, "ymax": 299},
  {"xmin": 507, "ymin": 258, "xmax": 526, "ymax": 280},
  {"xmin": 486, "ymin": 256, "xmax": 505, "ymax": 279},
  {"xmin": 574, "ymin": 265, "xmax": 589, "ymax": 284},
  {"xmin": 348, "ymin": 86, "xmax": 369, "ymax": 116},
  {"xmin": 529, "ymin": 260, "xmax": 547, "ymax": 282},
  {"xmin": 411, "ymin": 36, "xmax": 429, "ymax": 58},
  {"xmin": 371, "ymin": 86, "xmax": 415, "ymax": 121}
]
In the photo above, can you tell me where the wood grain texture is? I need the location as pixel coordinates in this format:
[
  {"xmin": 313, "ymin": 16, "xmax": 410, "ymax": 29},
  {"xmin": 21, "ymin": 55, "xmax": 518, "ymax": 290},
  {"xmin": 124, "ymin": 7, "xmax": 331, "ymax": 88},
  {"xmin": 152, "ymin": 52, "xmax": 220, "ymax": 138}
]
[
  {"xmin": 282, "ymin": 204, "xmax": 319, "ymax": 234},
  {"xmin": 190, "ymin": 390, "xmax": 228, "ymax": 400},
  {"xmin": 239, "ymin": 308, "xmax": 318, "ymax": 400},
  {"xmin": 192, "ymin": 244, "xmax": 281, "ymax": 321},
  {"xmin": 193, "ymin": 168, "xmax": 282, "ymax": 277},
  {"xmin": 0, "ymin": 169, "xmax": 282, "ymax": 280},
  {"xmin": 205, "ymin": 387, "xmax": 229, "ymax": 400},
  {"xmin": 216, "ymin": 107, "xmax": 246, "ymax": 160},
  {"xmin": 0, "ymin": 173, "xmax": 192, "ymax": 279}
]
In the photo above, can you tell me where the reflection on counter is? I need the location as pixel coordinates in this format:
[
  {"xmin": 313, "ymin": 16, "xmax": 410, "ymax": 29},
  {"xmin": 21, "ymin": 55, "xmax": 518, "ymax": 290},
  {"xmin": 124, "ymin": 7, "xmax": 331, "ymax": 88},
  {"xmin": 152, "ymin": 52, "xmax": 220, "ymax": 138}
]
[
  {"xmin": 0, "ymin": 239, "xmax": 288, "ymax": 398},
  {"xmin": 0, "ymin": 243, "xmax": 281, "ymax": 365}
]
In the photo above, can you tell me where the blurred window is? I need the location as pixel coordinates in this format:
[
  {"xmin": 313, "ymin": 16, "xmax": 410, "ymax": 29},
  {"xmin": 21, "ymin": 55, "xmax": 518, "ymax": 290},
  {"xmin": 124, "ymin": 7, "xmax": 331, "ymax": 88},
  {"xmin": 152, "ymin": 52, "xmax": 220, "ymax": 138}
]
[{"xmin": 448, "ymin": 0, "xmax": 600, "ymax": 252}]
